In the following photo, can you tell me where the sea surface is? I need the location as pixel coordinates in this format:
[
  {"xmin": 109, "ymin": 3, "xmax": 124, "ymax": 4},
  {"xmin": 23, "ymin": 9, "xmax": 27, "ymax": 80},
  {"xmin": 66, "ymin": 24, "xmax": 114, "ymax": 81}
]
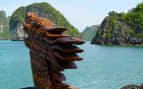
[{"xmin": 0, "ymin": 40, "xmax": 143, "ymax": 89}]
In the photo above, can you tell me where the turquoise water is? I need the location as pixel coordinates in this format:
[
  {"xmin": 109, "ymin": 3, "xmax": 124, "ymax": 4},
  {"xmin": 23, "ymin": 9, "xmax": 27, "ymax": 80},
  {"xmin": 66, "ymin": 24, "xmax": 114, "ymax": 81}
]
[
  {"xmin": 0, "ymin": 41, "xmax": 33, "ymax": 89},
  {"xmin": 1, "ymin": 40, "xmax": 143, "ymax": 89}
]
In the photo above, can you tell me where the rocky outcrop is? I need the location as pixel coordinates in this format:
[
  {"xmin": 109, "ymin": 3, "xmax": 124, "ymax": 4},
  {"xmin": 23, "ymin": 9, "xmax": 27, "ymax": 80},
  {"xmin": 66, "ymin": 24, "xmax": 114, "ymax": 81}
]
[
  {"xmin": 91, "ymin": 3, "xmax": 143, "ymax": 46},
  {"xmin": 91, "ymin": 17, "xmax": 134, "ymax": 45},
  {"xmin": 9, "ymin": 2, "xmax": 80, "ymax": 40},
  {"xmin": 0, "ymin": 10, "xmax": 10, "ymax": 40},
  {"xmin": 81, "ymin": 25, "xmax": 99, "ymax": 41},
  {"xmin": 10, "ymin": 23, "xmax": 24, "ymax": 40}
]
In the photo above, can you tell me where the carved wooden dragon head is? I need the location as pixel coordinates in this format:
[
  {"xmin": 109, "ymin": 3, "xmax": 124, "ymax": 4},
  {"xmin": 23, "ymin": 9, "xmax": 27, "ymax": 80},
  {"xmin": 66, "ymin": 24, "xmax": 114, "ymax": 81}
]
[{"xmin": 23, "ymin": 12, "xmax": 84, "ymax": 89}]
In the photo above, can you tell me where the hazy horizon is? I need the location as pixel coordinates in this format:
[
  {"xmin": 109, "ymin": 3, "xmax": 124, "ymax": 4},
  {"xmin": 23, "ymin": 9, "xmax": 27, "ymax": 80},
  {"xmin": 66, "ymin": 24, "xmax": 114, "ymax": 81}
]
[{"xmin": 0, "ymin": 0, "xmax": 143, "ymax": 32}]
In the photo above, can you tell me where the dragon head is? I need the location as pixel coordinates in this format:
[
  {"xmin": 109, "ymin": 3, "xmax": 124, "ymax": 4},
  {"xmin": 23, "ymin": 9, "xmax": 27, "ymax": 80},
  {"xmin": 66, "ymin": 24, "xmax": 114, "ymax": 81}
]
[{"xmin": 25, "ymin": 12, "xmax": 38, "ymax": 24}]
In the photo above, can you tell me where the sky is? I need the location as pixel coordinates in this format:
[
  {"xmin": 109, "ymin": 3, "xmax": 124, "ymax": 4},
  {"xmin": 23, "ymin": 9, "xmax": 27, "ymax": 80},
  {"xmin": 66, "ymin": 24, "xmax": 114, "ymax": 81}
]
[{"xmin": 0, "ymin": 0, "xmax": 143, "ymax": 32}]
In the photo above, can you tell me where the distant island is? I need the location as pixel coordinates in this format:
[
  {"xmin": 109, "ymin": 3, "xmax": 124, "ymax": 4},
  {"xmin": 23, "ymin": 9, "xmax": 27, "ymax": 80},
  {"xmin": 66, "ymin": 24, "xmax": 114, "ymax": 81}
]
[
  {"xmin": 91, "ymin": 2, "xmax": 143, "ymax": 46},
  {"xmin": 0, "ymin": 2, "xmax": 80, "ymax": 40},
  {"xmin": 1, "ymin": 2, "xmax": 143, "ymax": 45},
  {"xmin": 0, "ymin": 11, "xmax": 10, "ymax": 40},
  {"xmin": 81, "ymin": 25, "xmax": 99, "ymax": 41}
]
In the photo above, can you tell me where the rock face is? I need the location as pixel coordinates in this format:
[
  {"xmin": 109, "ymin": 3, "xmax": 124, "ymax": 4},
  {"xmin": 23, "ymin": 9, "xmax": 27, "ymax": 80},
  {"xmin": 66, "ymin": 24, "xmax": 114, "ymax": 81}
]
[
  {"xmin": 10, "ymin": 23, "xmax": 24, "ymax": 40},
  {"xmin": 0, "ymin": 10, "xmax": 6, "ymax": 33},
  {"xmin": 9, "ymin": 2, "xmax": 80, "ymax": 40},
  {"xmin": 91, "ymin": 3, "xmax": 143, "ymax": 46},
  {"xmin": 81, "ymin": 25, "xmax": 99, "ymax": 41},
  {"xmin": 91, "ymin": 16, "xmax": 132, "ymax": 45},
  {"xmin": 0, "ymin": 10, "xmax": 10, "ymax": 40}
]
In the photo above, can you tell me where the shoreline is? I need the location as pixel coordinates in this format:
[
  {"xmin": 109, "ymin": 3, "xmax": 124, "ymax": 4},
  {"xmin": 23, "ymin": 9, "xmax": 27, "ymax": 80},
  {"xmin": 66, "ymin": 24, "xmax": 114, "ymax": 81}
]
[{"xmin": 91, "ymin": 43, "xmax": 143, "ymax": 48}]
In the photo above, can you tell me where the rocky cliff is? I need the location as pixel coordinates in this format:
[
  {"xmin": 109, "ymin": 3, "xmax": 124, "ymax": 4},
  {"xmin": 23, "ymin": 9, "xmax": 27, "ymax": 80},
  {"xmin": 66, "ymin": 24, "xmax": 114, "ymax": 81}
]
[
  {"xmin": 0, "ymin": 10, "xmax": 10, "ymax": 40},
  {"xmin": 9, "ymin": 2, "xmax": 80, "ymax": 40},
  {"xmin": 81, "ymin": 25, "xmax": 99, "ymax": 41},
  {"xmin": 91, "ymin": 2, "xmax": 143, "ymax": 46}
]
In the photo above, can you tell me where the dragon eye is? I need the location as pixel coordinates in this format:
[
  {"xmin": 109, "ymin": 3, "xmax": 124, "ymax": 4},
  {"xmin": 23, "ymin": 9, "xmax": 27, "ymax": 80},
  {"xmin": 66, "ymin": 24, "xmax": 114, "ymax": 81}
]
[{"xmin": 31, "ymin": 15, "xmax": 34, "ymax": 18}]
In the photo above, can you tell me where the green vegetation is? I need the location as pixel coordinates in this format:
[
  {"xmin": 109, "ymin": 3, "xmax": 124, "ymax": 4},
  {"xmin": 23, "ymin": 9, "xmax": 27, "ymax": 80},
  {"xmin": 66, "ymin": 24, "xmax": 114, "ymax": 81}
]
[
  {"xmin": 10, "ymin": 2, "xmax": 80, "ymax": 38},
  {"xmin": 108, "ymin": 2, "xmax": 143, "ymax": 32},
  {"xmin": 0, "ymin": 11, "xmax": 6, "ymax": 24},
  {"xmin": 97, "ymin": 2, "xmax": 143, "ymax": 39},
  {"xmin": 106, "ymin": 32, "xmax": 112, "ymax": 39},
  {"xmin": 10, "ymin": 7, "xmax": 25, "ymax": 30},
  {"xmin": 126, "ymin": 3, "xmax": 143, "ymax": 30},
  {"xmin": 109, "ymin": 17, "xmax": 116, "ymax": 28},
  {"xmin": 92, "ymin": 2, "xmax": 143, "ymax": 45},
  {"xmin": 1, "ymin": 26, "xmax": 10, "ymax": 40},
  {"xmin": 0, "ymin": 10, "xmax": 10, "ymax": 40},
  {"xmin": 81, "ymin": 25, "xmax": 99, "ymax": 41}
]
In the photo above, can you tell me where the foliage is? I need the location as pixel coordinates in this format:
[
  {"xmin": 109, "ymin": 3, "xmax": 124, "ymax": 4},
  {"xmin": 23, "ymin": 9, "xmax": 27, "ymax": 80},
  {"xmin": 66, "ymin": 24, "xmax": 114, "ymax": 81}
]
[
  {"xmin": 106, "ymin": 32, "xmax": 112, "ymax": 39},
  {"xmin": 109, "ymin": 17, "xmax": 116, "ymax": 28},
  {"xmin": 81, "ymin": 25, "xmax": 99, "ymax": 41},
  {"xmin": 0, "ymin": 10, "xmax": 6, "ymax": 24},
  {"xmin": 9, "ymin": 2, "xmax": 80, "ymax": 37},
  {"xmin": 1, "ymin": 26, "xmax": 10, "ymax": 40},
  {"xmin": 10, "ymin": 7, "xmax": 25, "ymax": 30},
  {"xmin": 108, "ymin": 11, "xmax": 118, "ymax": 16},
  {"xmin": 0, "ymin": 10, "xmax": 10, "ymax": 40},
  {"xmin": 126, "ymin": 2, "xmax": 143, "ymax": 29},
  {"xmin": 96, "ymin": 2, "xmax": 143, "ymax": 40}
]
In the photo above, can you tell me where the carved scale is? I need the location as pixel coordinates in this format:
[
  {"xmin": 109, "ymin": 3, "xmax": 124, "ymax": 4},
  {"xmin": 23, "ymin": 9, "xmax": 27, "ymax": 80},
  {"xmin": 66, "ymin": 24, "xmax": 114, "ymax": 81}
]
[{"xmin": 23, "ymin": 12, "xmax": 84, "ymax": 89}]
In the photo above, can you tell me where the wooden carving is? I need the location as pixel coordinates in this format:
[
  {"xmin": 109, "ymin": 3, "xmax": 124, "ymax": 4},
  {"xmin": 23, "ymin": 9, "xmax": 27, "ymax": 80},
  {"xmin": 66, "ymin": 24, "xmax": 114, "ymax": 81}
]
[
  {"xmin": 121, "ymin": 84, "xmax": 143, "ymax": 89},
  {"xmin": 23, "ymin": 12, "xmax": 84, "ymax": 89}
]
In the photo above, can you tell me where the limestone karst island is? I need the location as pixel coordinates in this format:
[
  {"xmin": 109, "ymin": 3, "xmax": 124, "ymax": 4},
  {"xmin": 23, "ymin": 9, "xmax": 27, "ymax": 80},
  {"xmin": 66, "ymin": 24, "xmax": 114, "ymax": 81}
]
[{"xmin": 1, "ymin": 1, "xmax": 143, "ymax": 89}]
